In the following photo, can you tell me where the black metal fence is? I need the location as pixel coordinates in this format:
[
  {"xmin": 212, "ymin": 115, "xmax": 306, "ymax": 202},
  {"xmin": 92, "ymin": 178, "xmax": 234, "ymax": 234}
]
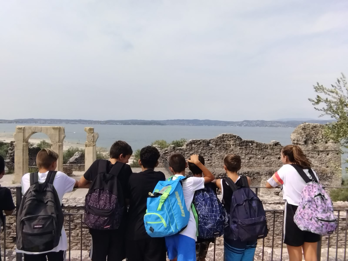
[{"xmin": 1, "ymin": 187, "xmax": 347, "ymax": 261}]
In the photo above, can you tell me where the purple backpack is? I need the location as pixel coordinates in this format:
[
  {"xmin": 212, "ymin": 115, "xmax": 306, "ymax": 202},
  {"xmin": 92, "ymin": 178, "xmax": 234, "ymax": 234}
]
[
  {"xmin": 292, "ymin": 164, "xmax": 337, "ymax": 236},
  {"xmin": 84, "ymin": 160, "xmax": 125, "ymax": 230}
]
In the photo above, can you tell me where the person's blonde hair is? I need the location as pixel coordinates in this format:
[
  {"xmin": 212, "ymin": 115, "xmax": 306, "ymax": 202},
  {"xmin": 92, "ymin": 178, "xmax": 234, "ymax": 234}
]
[
  {"xmin": 282, "ymin": 145, "xmax": 311, "ymax": 168},
  {"xmin": 36, "ymin": 149, "xmax": 59, "ymax": 169}
]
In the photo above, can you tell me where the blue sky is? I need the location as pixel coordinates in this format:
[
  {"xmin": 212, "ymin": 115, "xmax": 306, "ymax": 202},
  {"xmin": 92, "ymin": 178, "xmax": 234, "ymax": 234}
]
[{"xmin": 0, "ymin": 0, "xmax": 347, "ymax": 121}]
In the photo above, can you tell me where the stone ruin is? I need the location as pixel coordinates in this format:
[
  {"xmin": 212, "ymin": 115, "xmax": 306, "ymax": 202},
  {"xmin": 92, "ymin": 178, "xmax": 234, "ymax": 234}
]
[
  {"xmin": 9, "ymin": 126, "xmax": 99, "ymax": 183},
  {"xmin": 158, "ymin": 123, "xmax": 342, "ymax": 188}
]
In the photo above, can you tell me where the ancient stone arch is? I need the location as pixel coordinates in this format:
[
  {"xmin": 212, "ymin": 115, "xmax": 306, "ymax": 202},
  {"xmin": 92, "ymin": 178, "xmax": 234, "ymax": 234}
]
[
  {"xmin": 13, "ymin": 126, "xmax": 65, "ymax": 184},
  {"xmin": 84, "ymin": 127, "xmax": 99, "ymax": 170}
]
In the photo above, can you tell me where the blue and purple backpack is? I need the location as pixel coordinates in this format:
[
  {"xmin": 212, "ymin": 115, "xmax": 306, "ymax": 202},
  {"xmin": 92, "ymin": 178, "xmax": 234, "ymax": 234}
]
[{"xmin": 292, "ymin": 164, "xmax": 337, "ymax": 235}]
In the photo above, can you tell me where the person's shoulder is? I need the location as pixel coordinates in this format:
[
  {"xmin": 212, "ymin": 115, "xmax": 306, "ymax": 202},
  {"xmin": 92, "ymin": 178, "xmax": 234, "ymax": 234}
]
[
  {"xmin": 278, "ymin": 164, "xmax": 294, "ymax": 173},
  {"xmin": 0, "ymin": 186, "xmax": 11, "ymax": 195},
  {"xmin": 55, "ymin": 171, "xmax": 69, "ymax": 177},
  {"xmin": 185, "ymin": 176, "xmax": 204, "ymax": 187},
  {"xmin": 187, "ymin": 176, "xmax": 204, "ymax": 182},
  {"xmin": 153, "ymin": 170, "xmax": 166, "ymax": 177},
  {"xmin": 21, "ymin": 173, "xmax": 31, "ymax": 183},
  {"xmin": 22, "ymin": 173, "xmax": 30, "ymax": 179}
]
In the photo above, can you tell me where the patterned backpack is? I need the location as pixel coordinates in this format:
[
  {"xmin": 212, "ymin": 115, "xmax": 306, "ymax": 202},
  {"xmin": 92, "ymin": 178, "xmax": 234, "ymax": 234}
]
[
  {"xmin": 84, "ymin": 161, "xmax": 125, "ymax": 230},
  {"xmin": 192, "ymin": 184, "xmax": 227, "ymax": 239},
  {"xmin": 292, "ymin": 164, "xmax": 337, "ymax": 235}
]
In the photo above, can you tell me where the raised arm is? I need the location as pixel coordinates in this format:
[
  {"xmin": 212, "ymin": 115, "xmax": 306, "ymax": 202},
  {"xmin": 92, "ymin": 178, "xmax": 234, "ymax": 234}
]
[{"xmin": 188, "ymin": 155, "xmax": 214, "ymax": 183}]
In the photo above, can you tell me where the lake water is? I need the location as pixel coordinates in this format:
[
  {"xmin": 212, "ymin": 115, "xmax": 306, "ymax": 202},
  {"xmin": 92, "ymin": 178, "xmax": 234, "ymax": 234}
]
[{"xmin": 0, "ymin": 123, "xmax": 294, "ymax": 150}]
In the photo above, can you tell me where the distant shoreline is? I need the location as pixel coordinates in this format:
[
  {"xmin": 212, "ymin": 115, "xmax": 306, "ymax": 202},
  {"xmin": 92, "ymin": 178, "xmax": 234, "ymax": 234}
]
[
  {"xmin": 0, "ymin": 134, "xmax": 84, "ymax": 151},
  {"xmin": 0, "ymin": 118, "xmax": 332, "ymax": 128}
]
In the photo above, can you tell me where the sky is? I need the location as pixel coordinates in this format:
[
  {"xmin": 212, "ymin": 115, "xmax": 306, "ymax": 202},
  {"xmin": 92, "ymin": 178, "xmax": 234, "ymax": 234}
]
[{"xmin": 0, "ymin": 0, "xmax": 347, "ymax": 121}]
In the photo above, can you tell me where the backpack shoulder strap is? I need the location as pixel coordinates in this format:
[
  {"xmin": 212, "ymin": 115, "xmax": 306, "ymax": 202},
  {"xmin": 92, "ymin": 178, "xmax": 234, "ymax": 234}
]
[
  {"xmin": 240, "ymin": 176, "xmax": 249, "ymax": 188},
  {"xmin": 224, "ymin": 177, "xmax": 239, "ymax": 192},
  {"xmin": 30, "ymin": 172, "xmax": 39, "ymax": 186},
  {"xmin": 45, "ymin": 171, "xmax": 57, "ymax": 185},
  {"xmin": 291, "ymin": 164, "xmax": 312, "ymax": 183}
]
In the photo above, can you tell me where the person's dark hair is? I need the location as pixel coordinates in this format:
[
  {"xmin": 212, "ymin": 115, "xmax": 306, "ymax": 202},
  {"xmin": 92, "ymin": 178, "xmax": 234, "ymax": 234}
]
[
  {"xmin": 224, "ymin": 154, "xmax": 241, "ymax": 172},
  {"xmin": 36, "ymin": 149, "xmax": 59, "ymax": 169},
  {"xmin": 282, "ymin": 145, "xmax": 311, "ymax": 168},
  {"xmin": 188, "ymin": 155, "xmax": 205, "ymax": 174},
  {"xmin": 0, "ymin": 155, "xmax": 5, "ymax": 174},
  {"xmin": 140, "ymin": 146, "xmax": 160, "ymax": 169},
  {"xmin": 109, "ymin": 141, "xmax": 133, "ymax": 159},
  {"xmin": 168, "ymin": 153, "xmax": 186, "ymax": 173}
]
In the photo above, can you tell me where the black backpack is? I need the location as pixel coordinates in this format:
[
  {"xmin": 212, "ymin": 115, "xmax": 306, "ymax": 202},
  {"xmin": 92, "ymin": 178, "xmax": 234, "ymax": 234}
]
[
  {"xmin": 224, "ymin": 176, "xmax": 268, "ymax": 242},
  {"xmin": 84, "ymin": 160, "xmax": 125, "ymax": 230},
  {"xmin": 17, "ymin": 171, "xmax": 63, "ymax": 252}
]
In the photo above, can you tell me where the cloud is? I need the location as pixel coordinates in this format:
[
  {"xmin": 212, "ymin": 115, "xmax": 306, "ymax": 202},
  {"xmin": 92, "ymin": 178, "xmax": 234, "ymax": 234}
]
[{"xmin": 0, "ymin": 0, "xmax": 347, "ymax": 120}]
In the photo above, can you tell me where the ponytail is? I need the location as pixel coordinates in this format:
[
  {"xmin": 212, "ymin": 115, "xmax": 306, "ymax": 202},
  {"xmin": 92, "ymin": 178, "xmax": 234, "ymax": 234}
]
[{"xmin": 282, "ymin": 145, "xmax": 311, "ymax": 168}]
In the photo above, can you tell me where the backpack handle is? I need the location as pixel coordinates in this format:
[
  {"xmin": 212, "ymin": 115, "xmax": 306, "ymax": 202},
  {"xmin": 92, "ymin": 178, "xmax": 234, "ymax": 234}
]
[{"xmin": 291, "ymin": 164, "xmax": 318, "ymax": 183}]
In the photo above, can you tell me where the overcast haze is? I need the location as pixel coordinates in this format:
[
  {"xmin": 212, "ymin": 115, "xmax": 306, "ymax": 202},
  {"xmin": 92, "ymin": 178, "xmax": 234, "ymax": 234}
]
[{"xmin": 0, "ymin": 0, "xmax": 347, "ymax": 121}]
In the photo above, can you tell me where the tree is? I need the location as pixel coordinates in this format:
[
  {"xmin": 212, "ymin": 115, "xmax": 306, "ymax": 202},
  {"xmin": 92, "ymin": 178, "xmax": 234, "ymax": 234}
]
[
  {"xmin": 309, "ymin": 73, "xmax": 348, "ymax": 201},
  {"xmin": 309, "ymin": 73, "xmax": 348, "ymax": 146}
]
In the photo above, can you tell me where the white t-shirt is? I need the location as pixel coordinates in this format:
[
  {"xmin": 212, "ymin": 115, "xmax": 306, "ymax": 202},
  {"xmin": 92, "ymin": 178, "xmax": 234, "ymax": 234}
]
[
  {"xmin": 172, "ymin": 174, "xmax": 204, "ymax": 241},
  {"xmin": 269, "ymin": 164, "xmax": 319, "ymax": 206},
  {"xmin": 17, "ymin": 171, "xmax": 76, "ymax": 255}
]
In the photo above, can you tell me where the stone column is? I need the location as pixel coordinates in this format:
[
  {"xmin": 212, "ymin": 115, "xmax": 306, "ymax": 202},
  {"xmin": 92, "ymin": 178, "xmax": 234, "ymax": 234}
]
[
  {"xmin": 13, "ymin": 127, "xmax": 26, "ymax": 184},
  {"xmin": 84, "ymin": 127, "xmax": 99, "ymax": 171},
  {"xmin": 51, "ymin": 142, "xmax": 64, "ymax": 172}
]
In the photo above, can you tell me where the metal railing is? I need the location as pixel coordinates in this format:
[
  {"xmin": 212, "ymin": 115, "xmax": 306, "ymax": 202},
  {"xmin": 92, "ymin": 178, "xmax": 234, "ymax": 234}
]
[{"xmin": 0, "ymin": 186, "xmax": 347, "ymax": 261}]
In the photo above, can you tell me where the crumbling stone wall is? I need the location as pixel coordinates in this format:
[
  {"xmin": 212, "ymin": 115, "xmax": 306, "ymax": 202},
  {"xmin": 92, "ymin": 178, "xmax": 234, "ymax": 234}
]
[{"xmin": 158, "ymin": 123, "xmax": 341, "ymax": 187}]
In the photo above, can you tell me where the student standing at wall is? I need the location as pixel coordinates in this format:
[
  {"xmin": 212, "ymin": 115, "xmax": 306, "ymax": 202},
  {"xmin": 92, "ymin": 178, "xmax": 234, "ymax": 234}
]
[
  {"xmin": 265, "ymin": 145, "xmax": 320, "ymax": 261},
  {"xmin": 165, "ymin": 154, "xmax": 215, "ymax": 261},
  {"xmin": 0, "ymin": 156, "xmax": 15, "ymax": 261},
  {"xmin": 215, "ymin": 155, "xmax": 257, "ymax": 261},
  {"xmin": 126, "ymin": 146, "xmax": 167, "ymax": 261},
  {"xmin": 189, "ymin": 155, "xmax": 218, "ymax": 261},
  {"xmin": 17, "ymin": 149, "xmax": 78, "ymax": 261},
  {"xmin": 78, "ymin": 140, "xmax": 133, "ymax": 261}
]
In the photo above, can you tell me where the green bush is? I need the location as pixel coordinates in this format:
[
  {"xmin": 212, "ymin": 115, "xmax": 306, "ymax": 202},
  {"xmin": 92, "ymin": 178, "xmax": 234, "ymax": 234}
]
[
  {"xmin": 130, "ymin": 149, "xmax": 141, "ymax": 167},
  {"xmin": 36, "ymin": 140, "xmax": 52, "ymax": 149},
  {"xmin": 151, "ymin": 138, "xmax": 187, "ymax": 150},
  {"xmin": 0, "ymin": 141, "xmax": 9, "ymax": 158},
  {"xmin": 63, "ymin": 147, "xmax": 85, "ymax": 164},
  {"xmin": 330, "ymin": 188, "xmax": 348, "ymax": 202},
  {"xmin": 171, "ymin": 138, "xmax": 187, "ymax": 147},
  {"xmin": 151, "ymin": 140, "xmax": 170, "ymax": 149},
  {"xmin": 330, "ymin": 179, "xmax": 348, "ymax": 202}
]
